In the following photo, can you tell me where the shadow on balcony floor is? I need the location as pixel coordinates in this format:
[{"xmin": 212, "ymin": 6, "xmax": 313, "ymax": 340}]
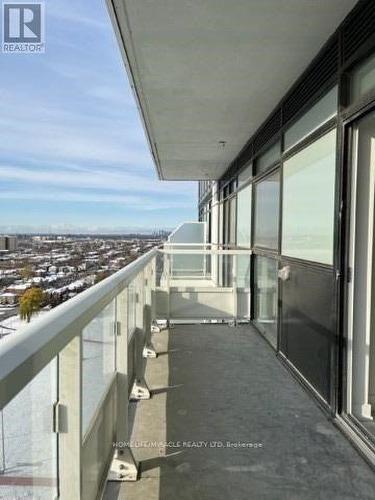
[{"xmin": 104, "ymin": 324, "xmax": 375, "ymax": 500}]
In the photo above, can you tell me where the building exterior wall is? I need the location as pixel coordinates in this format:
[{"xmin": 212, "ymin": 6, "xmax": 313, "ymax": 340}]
[{"xmin": 198, "ymin": 0, "xmax": 375, "ymax": 459}]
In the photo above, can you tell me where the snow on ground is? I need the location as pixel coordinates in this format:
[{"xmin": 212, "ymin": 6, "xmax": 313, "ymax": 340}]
[{"xmin": 0, "ymin": 308, "xmax": 115, "ymax": 499}]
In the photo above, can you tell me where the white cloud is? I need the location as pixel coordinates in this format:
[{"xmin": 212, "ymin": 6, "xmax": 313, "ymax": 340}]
[
  {"xmin": 0, "ymin": 188, "xmax": 193, "ymax": 210},
  {"xmin": 0, "ymin": 164, "xmax": 196, "ymax": 197}
]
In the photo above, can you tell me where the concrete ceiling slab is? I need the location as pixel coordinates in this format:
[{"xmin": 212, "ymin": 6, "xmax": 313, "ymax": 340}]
[{"xmin": 109, "ymin": 0, "xmax": 358, "ymax": 180}]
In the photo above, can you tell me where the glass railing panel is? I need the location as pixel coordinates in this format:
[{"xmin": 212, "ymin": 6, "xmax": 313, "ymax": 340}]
[
  {"xmin": 254, "ymin": 256, "xmax": 278, "ymax": 347},
  {"xmin": 0, "ymin": 359, "xmax": 57, "ymax": 499},
  {"xmin": 157, "ymin": 248, "xmax": 252, "ymax": 321},
  {"xmin": 135, "ymin": 272, "xmax": 144, "ymax": 330},
  {"xmin": 236, "ymin": 255, "xmax": 251, "ymax": 320},
  {"xmin": 170, "ymin": 246, "xmax": 208, "ymax": 280},
  {"xmin": 128, "ymin": 281, "xmax": 136, "ymax": 337},
  {"xmin": 82, "ymin": 299, "xmax": 116, "ymax": 436}
]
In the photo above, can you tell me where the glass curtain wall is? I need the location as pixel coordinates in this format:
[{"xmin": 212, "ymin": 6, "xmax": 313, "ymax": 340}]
[
  {"xmin": 254, "ymin": 257, "xmax": 278, "ymax": 347},
  {"xmin": 282, "ymin": 129, "xmax": 336, "ymax": 265},
  {"xmin": 253, "ymin": 170, "xmax": 280, "ymax": 346},
  {"xmin": 254, "ymin": 171, "xmax": 280, "ymax": 250}
]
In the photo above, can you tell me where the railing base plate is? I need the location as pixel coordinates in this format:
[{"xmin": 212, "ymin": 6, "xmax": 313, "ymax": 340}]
[
  {"xmin": 143, "ymin": 344, "xmax": 157, "ymax": 358},
  {"xmin": 108, "ymin": 448, "xmax": 139, "ymax": 482},
  {"xmin": 130, "ymin": 378, "xmax": 151, "ymax": 400}
]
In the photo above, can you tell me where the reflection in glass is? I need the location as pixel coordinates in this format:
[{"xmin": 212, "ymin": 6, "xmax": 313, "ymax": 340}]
[
  {"xmin": 285, "ymin": 86, "xmax": 337, "ymax": 150},
  {"xmin": 237, "ymin": 255, "xmax": 251, "ymax": 289},
  {"xmin": 254, "ymin": 171, "xmax": 280, "ymax": 250},
  {"xmin": 0, "ymin": 360, "xmax": 57, "ymax": 499},
  {"xmin": 282, "ymin": 129, "xmax": 336, "ymax": 265},
  {"xmin": 256, "ymin": 140, "xmax": 281, "ymax": 174},
  {"xmin": 82, "ymin": 300, "xmax": 116, "ymax": 435},
  {"xmin": 254, "ymin": 257, "xmax": 278, "ymax": 348},
  {"xmin": 236, "ymin": 255, "xmax": 251, "ymax": 320},
  {"xmin": 238, "ymin": 162, "xmax": 252, "ymax": 187},
  {"xmin": 351, "ymin": 53, "xmax": 375, "ymax": 103},
  {"xmin": 236, "ymin": 184, "xmax": 252, "ymax": 247}
]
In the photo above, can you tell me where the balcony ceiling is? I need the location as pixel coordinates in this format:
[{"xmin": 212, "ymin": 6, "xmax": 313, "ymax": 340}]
[{"xmin": 109, "ymin": 0, "xmax": 357, "ymax": 180}]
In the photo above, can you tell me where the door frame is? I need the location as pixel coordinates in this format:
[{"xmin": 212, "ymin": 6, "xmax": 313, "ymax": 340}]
[{"xmin": 338, "ymin": 100, "xmax": 375, "ymax": 453}]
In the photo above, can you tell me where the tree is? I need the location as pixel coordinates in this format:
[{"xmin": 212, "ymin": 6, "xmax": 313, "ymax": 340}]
[
  {"xmin": 19, "ymin": 287, "xmax": 45, "ymax": 323},
  {"xmin": 20, "ymin": 265, "xmax": 34, "ymax": 280},
  {"xmin": 94, "ymin": 271, "xmax": 111, "ymax": 284}
]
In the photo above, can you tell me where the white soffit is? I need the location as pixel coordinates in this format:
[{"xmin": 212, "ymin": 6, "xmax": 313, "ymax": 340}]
[{"xmin": 109, "ymin": 0, "xmax": 357, "ymax": 180}]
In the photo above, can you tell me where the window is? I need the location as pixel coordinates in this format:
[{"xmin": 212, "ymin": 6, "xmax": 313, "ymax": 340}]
[
  {"xmin": 236, "ymin": 184, "xmax": 252, "ymax": 247},
  {"xmin": 254, "ymin": 256, "xmax": 278, "ymax": 348},
  {"xmin": 238, "ymin": 162, "xmax": 252, "ymax": 187},
  {"xmin": 256, "ymin": 140, "xmax": 281, "ymax": 174},
  {"xmin": 351, "ymin": 53, "xmax": 375, "ymax": 103},
  {"xmin": 254, "ymin": 171, "xmax": 280, "ymax": 250},
  {"xmin": 284, "ymin": 86, "xmax": 337, "ymax": 151},
  {"xmin": 223, "ymin": 197, "xmax": 236, "ymax": 246},
  {"xmin": 282, "ymin": 129, "xmax": 336, "ymax": 265}
]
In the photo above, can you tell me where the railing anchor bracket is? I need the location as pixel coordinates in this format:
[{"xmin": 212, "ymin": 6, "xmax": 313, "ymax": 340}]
[
  {"xmin": 151, "ymin": 324, "xmax": 161, "ymax": 333},
  {"xmin": 130, "ymin": 378, "xmax": 151, "ymax": 401},
  {"xmin": 108, "ymin": 448, "xmax": 139, "ymax": 482},
  {"xmin": 143, "ymin": 344, "xmax": 157, "ymax": 358}
]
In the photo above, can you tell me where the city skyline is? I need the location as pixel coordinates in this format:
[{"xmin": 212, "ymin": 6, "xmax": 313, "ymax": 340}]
[{"xmin": 0, "ymin": 0, "xmax": 196, "ymax": 231}]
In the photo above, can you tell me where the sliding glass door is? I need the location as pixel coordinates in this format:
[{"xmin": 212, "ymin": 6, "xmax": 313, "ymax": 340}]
[{"xmin": 346, "ymin": 110, "xmax": 375, "ymax": 440}]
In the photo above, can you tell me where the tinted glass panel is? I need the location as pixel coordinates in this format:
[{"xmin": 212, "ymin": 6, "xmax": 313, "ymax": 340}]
[
  {"xmin": 351, "ymin": 53, "xmax": 375, "ymax": 102},
  {"xmin": 282, "ymin": 129, "xmax": 336, "ymax": 265},
  {"xmin": 238, "ymin": 162, "xmax": 252, "ymax": 186},
  {"xmin": 256, "ymin": 140, "xmax": 280, "ymax": 174},
  {"xmin": 285, "ymin": 86, "xmax": 337, "ymax": 150},
  {"xmin": 254, "ymin": 256, "xmax": 278, "ymax": 348},
  {"xmin": 280, "ymin": 262, "xmax": 334, "ymax": 403},
  {"xmin": 236, "ymin": 184, "xmax": 252, "ymax": 247},
  {"xmin": 254, "ymin": 171, "xmax": 280, "ymax": 250}
]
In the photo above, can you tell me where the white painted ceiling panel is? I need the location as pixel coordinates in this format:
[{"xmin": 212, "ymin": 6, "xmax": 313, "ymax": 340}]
[{"xmin": 111, "ymin": 0, "xmax": 358, "ymax": 180}]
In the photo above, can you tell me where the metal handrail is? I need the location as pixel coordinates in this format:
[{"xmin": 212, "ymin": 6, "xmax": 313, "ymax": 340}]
[{"xmin": 159, "ymin": 248, "xmax": 252, "ymax": 255}]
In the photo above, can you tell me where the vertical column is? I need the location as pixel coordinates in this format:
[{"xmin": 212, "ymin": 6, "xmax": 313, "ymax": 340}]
[
  {"xmin": 211, "ymin": 181, "xmax": 219, "ymax": 286},
  {"xmin": 232, "ymin": 253, "xmax": 237, "ymax": 325},
  {"xmin": 58, "ymin": 334, "xmax": 82, "ymax": 499},
  {"xmin": 165, "ymin": 252, "xmax": 171, "ymax": 323}
]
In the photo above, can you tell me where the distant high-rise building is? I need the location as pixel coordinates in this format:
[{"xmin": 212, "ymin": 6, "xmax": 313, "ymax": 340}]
[
  {"xmin": 0, "ymin": 235, "xmax": 18, "ymax": 251},
  {"xmin": 0, "ymin": 236, "xmax": 6, "ymax": 251},
  {"xmin": 7, "ymin": 236, "xmax": 17, "ymax": 251}
]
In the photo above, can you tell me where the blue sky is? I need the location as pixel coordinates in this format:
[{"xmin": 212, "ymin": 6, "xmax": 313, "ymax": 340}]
[{"xmin": 0, "ymin": 0, "xmax": 196, "ymax": 233}]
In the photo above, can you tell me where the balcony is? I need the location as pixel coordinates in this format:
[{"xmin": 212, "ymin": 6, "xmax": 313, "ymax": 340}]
[
  {"xmin": 105, "ymin": 323, "xmax": 375, "ymax": 500},
  {"xmin": 0, "ymin": 226, "xmax": 374, "ymax": 500}
]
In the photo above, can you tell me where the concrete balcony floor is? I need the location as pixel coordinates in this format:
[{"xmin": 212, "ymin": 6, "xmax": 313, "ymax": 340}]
[{"xmin": 104, "ymin": 324, "xmax": 375, "ymax": 500}]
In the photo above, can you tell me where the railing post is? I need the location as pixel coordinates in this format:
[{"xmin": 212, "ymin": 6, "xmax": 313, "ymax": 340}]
[
  {"xmin": 58, "ymin": 333, "xmax": 82, "ymax": 499},
  {"xmin": 232, "ymin": 253, "xmax": 238, "ymax": 325},
  {"xmin": 108, "ymin": 288, "xmax": 139, "ymax": 481}
]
